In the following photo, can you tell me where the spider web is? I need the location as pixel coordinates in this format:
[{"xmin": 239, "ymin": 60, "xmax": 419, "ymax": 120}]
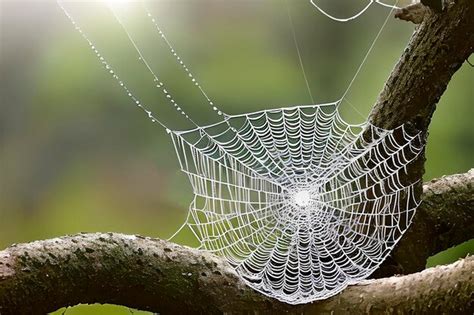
[
  {"xmin": 171, "ymin": 104, "xmax": 422, "ymax": 303},
  {"xmin": 58, "ymin": 0, "xmax": 424, "ymax": 304}
]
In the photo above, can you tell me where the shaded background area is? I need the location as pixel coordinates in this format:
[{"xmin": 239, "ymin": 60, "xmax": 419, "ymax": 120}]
[{"xmin": 0, "ymin": 0, "xmax": 472, "ymax": 313}]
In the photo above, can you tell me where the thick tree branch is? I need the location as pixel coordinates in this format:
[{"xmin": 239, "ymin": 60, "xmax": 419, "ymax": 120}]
[
  {"xmin": 370, "ymin": 0, "xmax": 473, "ymax": 131},
  {"xmin": 0, "ymin": 232, "xmax": 472, "ymax": 315},
  {"xmin": 374, "ymin": 169, "xmax": 474, "ymax": 276},
  {"xmin": 369, "ymin": 0, "xmax": 473, "ymax": 276},
  {"xmin": 369, "ymin": 0, "xmax": 473, "ymax": 185},
  {"xmin": 0, "ymin": 172, "xmax": 472, "ymax": 314}
]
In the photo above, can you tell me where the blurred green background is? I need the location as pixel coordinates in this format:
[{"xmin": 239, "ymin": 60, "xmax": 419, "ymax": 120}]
[{"xmin": 0, "ymin": 0, "xmax": 472, "ymax": 313}]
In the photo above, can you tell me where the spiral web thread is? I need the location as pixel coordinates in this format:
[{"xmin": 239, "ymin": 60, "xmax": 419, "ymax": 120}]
[{"xmin": 58, "ymin": 0, "xmax": 423, "ymax": 304}]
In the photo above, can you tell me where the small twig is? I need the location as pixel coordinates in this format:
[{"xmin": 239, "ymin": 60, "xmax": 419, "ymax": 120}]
[{"xmin": 395, "ymin": 3, "xmax": 429, "ymax": 24}]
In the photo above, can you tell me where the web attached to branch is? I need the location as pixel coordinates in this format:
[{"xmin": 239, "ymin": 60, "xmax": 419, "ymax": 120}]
[
  {"xmin": 171, "ymin": 104, "xmax": 422, "ymax": 304},
  {"xmin": 58, "ymin": 0, "xmax": 424, "ymax": 305}
]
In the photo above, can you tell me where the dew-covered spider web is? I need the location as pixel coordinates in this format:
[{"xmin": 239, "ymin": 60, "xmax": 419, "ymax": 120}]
[{"xmin": 58, "ymin": 0, "xmax": 423, "ymax": 304}]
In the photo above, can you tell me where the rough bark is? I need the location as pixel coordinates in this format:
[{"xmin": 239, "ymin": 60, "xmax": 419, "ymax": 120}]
[
  {"xmin": 369, "ymin": 0, "xmax": 473, "ymax": 184},
  {"xmin": 395, "ymin": 3, "xmax": 429, "ymax": 24},
  {"xmin": 368, "ymin": 0, "xmax": 473, "ymax": 276},
  {"xmin": 373, "ymin": 169, "xmax": 474, "ymax": 277},
  {"xmin": 0, "ymin": 232, "xmax": 472, "ymax": 315},
  {"xmin": 0, "ymin": 172, "xmax": 472, "ymax": 314},
  {"xmin": 370, "ymin": 0, "xmax": 474, "ymax": 132}
]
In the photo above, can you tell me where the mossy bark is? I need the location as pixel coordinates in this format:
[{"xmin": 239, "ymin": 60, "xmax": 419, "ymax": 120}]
[
  {"xmin": 0, "ymin": 233, "xmax": 473, "ymax": 315},
  {"xmin": 0, "ymin": 172, "xmax": 472, "ymax": 314}
]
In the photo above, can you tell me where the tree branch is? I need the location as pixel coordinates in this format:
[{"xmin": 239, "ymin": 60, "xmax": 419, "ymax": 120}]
[
  {"xmin": 374, "ymin": 169, "xmax": 474, "ymax": 277},
  {"xmin": 370, "ymin": 0, "xmax": 473, "ymax": 132},
  {"xmin": 0, "ymin": 232, "xmax": 472, "ymax": 315},
  {"xmin": 395, "ymin": 3, "xmax": 429, "ymax": 24},
  {"xmin": 368, "ymin": 0, "xmax": 473, "ymax": 276},
  {"xmin": 1, "ymin": 172, "xmax": 472, "ymax": 314},
  {"xmin": 369, "ymin": 0, "xmax": 473, "ymax": 187}
]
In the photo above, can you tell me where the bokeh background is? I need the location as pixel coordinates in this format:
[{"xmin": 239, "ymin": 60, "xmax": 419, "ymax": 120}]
[{"xmin": 1, "ymin": 0, "xmax": 472, "ymax": 313}]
